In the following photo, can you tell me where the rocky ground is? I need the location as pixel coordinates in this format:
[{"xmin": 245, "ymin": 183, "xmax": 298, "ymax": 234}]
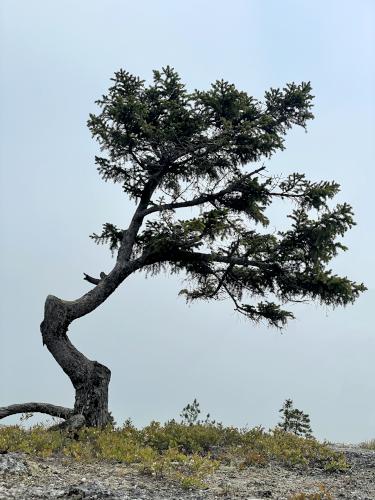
[{"xmin": 0, "ymin": 444, "xmax": 374, "ymax": 500}]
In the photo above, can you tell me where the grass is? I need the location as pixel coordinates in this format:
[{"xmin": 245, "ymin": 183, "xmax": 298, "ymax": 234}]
[{"xmin": 0, "ymin": 420, "xmax": 349, "ymax": 489}]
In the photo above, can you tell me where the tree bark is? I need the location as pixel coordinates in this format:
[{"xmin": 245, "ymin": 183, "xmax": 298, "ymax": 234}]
[
  {"xmin": 73, "ymin": 361, "xmax": 111, "ymax": 427},
  {"xmin": 40, "ymin": 295, "xmax": 112, "ymax": 427},
  {"xmin": 0, "ymin": 403, "xmax": 73, "ymax": 420}
]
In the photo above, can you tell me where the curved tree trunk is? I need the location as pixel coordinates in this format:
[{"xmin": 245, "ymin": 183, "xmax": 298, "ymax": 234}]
[
  {"xmin": 0, "ymin": 184, "xmax": 156, "ymax": 428},
  {"xmin": 40, "ymin": 295, "xmax": 113, "ymax": 427}
]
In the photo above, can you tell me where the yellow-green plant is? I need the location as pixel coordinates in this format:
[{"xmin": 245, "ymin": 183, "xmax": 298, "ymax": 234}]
[
  {"xmin": 288, "ymin": 484, "xmax": 333, "ymax": 499},
  {"xmin": 0, "ymin": 421, "xmax": 347, "ymax": 472}
]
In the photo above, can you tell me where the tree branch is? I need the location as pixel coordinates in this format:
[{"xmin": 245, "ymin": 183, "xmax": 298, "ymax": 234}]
[
  {"xmin": 211, "ymin": 275, "xmax": 251, "ymax": 317},
  {"xmin": 208, "ymin": 265, "xmax": 235, "ymax": 298},
  {"xmin": 83, "ymin": 272, "xmax": 107, "ymax": 286},
  {"xmin": 136, "ymin": 246, "xmax": 273, "ymax": 275},
  {"xmin": 0, "ymin": 403, "xmax": 74, "ymax": 420},
  {"xmin": 169, "ymin": 249, "xmax": 270, "ymax": 269},
  {"xmin": 142, "ymin": 166, "xmax": 266, "ymax": 216},
  {"xmin": 129, "ymin": 147, "xmax": 145, "ymax": 169},
  {"xmin": 83, "ymin": 273, "xmax": 100, "ymax": 285},
  {"xmin": 269, "ymin": 191, "xmax": 305, "ymax": 199}
]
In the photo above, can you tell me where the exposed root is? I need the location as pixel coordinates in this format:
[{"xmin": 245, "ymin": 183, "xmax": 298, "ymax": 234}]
[{"xmin": 0, "ymin": 403, "xmax": 74, "ymax": 421}]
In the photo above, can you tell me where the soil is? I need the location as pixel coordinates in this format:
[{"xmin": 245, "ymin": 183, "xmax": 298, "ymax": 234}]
[{"xmin": 0, "ymin": 444, "xmax": 374, "ymax": 499}]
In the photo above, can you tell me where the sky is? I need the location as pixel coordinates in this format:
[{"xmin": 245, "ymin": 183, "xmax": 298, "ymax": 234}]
[{"xmin": 0, "ymin": 0, "xmax": 374, "ymax": 443}]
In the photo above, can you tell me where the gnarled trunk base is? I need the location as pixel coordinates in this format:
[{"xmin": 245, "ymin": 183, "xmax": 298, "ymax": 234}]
[{"xmin": 73, "ymin": 361, "xmax": 111, "ymax": 427}]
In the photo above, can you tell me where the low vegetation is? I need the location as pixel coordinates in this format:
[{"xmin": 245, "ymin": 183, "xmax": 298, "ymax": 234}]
[
  {"xmin": 360, "ymin": 439, "xmax": 375, "ymax": 450},
  {"xmin": 288, "ymin": 484, "xmax": 333, "ymax": 499},
  {"xmin": 0, "ymin": 400, "xmax": 349, "ymax": 489}
]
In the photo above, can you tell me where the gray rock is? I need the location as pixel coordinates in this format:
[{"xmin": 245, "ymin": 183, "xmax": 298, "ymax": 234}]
[
  {"xmin": 57, "ymin": 481, "xmax": 122, "ymax": 499},
  {"xmin": 0, "ymin": 453, "xmax": 28, "ymax": 475}
]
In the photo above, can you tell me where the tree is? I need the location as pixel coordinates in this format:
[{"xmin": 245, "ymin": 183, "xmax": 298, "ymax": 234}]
[
  {"xmin": 277, "ymin": 399, "xmax": 313, "ymax": 438},
  {"xmin": 0, "ymin": 67, "xmax": 365, "ymax": 428}
]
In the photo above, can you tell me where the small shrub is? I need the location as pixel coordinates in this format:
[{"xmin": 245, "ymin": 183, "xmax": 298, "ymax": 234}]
[
  {"xmin": 323, "ymin": 455, "xmax": 349, "ymax": 473},
  {"xmin": 239, "ymin": 449, "xmax": 268, "ymax": 467},
  {"xmin": 138, "ymin": 447, "xmax": 219, "ymax": 488},
  {"xmin": 238, "ymin": 427, "xmax": 347, "ymax": 470},
  {"xmin": 288, "ymin": 484, "xmax": 333, "ymax": 499},
  {"xmin": 140, "ymin": 419, "xmax": 241, "ymax": 454}
]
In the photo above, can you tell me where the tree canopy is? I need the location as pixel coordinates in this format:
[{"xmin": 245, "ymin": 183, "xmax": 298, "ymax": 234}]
[{"xmin": 87, "ymin": 66, "xmax": 365, "ymax": 328}]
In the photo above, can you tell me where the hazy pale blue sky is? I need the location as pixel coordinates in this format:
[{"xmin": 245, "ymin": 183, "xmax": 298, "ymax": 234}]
[{"xmin": 0, "ymin": 0, "xmax": 374, "ymax": 442}]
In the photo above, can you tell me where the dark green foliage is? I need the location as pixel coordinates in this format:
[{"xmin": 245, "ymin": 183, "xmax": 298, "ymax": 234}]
[
  {"xmin": 277, "ymin": 399, "xmax": 313, "ymax": 438},
  {"xmin": 88, "ymin": 66, "xmax": 365, "ymax": 328},
  {"xmin": 180, "ymin": 399, "xmax": 201, "ymax": 426},
  {"xmin": 180, "ymin": 399, "xmax": 214, "ymax": 426},
  {"xmin": 90, "ymin": 223, "xmax": 123, "ymax": 255}
]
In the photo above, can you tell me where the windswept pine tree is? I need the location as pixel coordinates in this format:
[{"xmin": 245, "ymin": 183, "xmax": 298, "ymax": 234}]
[{"xmin": 0, "ymin": 67, "xmax": 365, "ymax": 428}]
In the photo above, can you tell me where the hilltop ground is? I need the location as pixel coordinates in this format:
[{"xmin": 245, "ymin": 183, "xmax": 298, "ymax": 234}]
[{"xmin": 0, "ymin": 425, "xmax": 374, "ymax": 499}]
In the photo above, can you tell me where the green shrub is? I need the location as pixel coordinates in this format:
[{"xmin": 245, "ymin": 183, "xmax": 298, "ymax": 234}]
[
  {"xmin": 0, "ymin": 423, "xmax": 218, "ymax": 489},
  {"xmin": 140, "ymin": 419, "xmax": 241, "ymax": 454},
  {"xmin": 237, "ymin": 427, "xmax": 347, "ymax": 470},
  {"xmin": 0, "ymin": 421, "xmax": 347, "ymax": 474}
]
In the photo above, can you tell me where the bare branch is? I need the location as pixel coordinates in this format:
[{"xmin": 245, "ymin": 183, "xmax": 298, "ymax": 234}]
[
  {"xmin": 83, "ymin": 273, "xmax": 100, "ymax": 285},
  {"xmin": 83, "ymin": 272, "xmax": 107, "ymax": 286},
  {"xmin": 0, "ymin": 403, "xmax": 74, "ymax": 420}
]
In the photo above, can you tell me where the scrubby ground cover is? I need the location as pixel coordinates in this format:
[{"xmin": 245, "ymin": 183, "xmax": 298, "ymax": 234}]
[
  {"xmin": 1, "ymin": 400, "xmax": 374, "ymax": 498},
  {"xmin": 0, "ymin": 428, "xmax": 374, "ymax": 499},
  {"xmin": 0, "ymin": 419, "xmax": 349, "ymax": 491},
  {"xmin": 361, "ymin": 440, "xmax": 375, "ymax": 451}
]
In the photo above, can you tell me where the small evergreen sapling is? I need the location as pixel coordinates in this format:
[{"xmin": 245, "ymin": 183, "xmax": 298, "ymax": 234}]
[
  {"xmin": 180, "ymin": 399, "xmax": 213, "ymax": 426},
  {"xmin": 277, "ymin": 399, "xmax": 313, "ymax": 438},
  {"xmin": 180, "ymin": 399, "xmax": 201, "ymax": 425}
]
